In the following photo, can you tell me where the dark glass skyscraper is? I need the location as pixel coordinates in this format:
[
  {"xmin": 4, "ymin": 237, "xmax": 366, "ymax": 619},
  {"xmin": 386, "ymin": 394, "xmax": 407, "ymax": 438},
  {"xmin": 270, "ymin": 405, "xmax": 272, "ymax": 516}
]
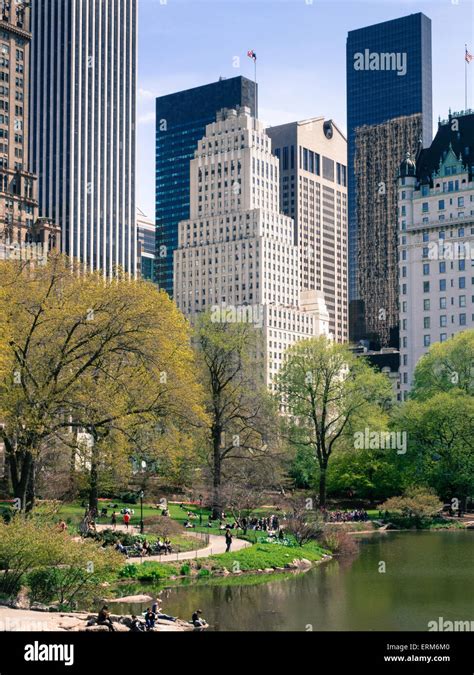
[
  {"xmin": 155, "ymin": 76, "xmax": 256, "ymax": 295},
  {"xmin": 347, "ymin": 13, "xmax": 432, "ymax": 343}
]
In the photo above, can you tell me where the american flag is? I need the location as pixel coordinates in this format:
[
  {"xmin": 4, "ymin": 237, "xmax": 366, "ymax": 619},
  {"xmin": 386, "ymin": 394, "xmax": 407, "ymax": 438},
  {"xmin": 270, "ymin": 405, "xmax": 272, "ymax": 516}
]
[
  {"xmin": 466, "ymin": 47, "xmax": 473, "ymax": 63},
  {"xmin": 247, "ymin": 50, "xmax": 257, "ymax": 62}
]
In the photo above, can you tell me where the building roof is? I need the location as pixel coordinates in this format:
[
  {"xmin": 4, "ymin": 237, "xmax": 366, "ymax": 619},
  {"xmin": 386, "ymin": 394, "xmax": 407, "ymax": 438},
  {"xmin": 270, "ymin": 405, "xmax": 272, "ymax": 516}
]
[{"xmin": 417, "ymin": 110, "xmax": 474, "ymax": 184}]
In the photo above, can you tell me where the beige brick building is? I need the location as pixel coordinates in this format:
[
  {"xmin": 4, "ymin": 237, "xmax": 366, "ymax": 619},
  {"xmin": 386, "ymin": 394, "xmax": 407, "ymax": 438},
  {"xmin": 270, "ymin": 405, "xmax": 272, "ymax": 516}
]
[{"xmin": 266, "ymin": 118, "xmax": 348, "ymax": 343}]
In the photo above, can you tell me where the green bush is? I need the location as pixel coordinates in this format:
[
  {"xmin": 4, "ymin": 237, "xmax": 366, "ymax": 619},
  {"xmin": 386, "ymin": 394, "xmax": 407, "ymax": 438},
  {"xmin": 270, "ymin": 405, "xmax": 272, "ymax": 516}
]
[
  {"xmin": 380, "ymin": 487, "xmax": 443, "ymax": 529},
  {"xmin": 180, "ymin": 564, "xmax": 191, "ymax": 576},
  {"xmin": 28, "ymin": 569, "xmax": 61, "ymax": 604},
  {"xmin": 0, "ymin": 515, "xmax": 123, "ymax": 605}
]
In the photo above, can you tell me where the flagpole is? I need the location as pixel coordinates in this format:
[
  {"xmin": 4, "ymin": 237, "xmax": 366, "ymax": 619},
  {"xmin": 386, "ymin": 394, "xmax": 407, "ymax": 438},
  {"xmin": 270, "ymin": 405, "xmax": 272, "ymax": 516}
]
[
  {"xmin": 466, "ymin": 44, "xmax": 468, "ymax": 111},
  {"xmin": 255, "ymin": 58, "xmax": 258, "ymax": 120}
]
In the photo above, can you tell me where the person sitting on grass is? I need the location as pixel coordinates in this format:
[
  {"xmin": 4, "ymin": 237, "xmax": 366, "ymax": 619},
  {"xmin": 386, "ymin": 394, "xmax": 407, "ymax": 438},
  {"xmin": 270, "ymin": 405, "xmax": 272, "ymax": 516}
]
[
  {"xmin": 97, "ymin": 606, "xmax": 115, "ymax": 632},
  {"xmin": 145, "ymin": 608, "xmax": 156, "ymax": 631}
]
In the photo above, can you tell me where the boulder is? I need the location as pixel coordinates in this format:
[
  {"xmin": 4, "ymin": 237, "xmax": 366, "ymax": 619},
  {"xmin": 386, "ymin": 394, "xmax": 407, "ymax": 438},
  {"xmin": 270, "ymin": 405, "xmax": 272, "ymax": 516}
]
[
  {"xmin": 106, "ymin": 594, "xmax": 153, "ymax": 604},
  {"xmin": 263, "ymin": 568, "xmax": 274, "ymax": 574}
]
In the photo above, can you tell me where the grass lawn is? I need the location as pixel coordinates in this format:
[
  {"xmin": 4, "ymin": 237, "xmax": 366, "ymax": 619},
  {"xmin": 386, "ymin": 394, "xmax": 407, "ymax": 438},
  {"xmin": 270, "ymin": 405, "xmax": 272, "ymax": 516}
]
[{"xmin": 116, "ymin": 540, "xmax": 328, "ymax": 583}]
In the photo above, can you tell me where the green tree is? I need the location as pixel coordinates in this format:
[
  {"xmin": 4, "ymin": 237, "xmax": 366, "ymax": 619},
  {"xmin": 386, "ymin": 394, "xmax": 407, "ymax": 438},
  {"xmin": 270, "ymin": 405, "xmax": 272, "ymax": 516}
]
[
  {"xmin": 277, "ymin": 337, "xmax": 393, "ymax": 508},
  {"xmin": 396, "ymin": 391, "xmax": 474, "ymax": 506},
  {"xmin": 0, "ymin": 257, "xmax": 206, "ymax": 511},
  {"xmin": 411, "ymin": 330, "xmax": 474, "ymax": 400}
]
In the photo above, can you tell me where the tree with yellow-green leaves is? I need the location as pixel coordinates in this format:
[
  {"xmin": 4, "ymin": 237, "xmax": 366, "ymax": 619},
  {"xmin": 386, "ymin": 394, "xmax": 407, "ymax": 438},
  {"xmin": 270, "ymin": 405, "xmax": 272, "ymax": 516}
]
[
  {"xmin": 277, "ymin": 337, "xmax": 393, "ymax": 508},
  {"xmin": 0, "ymin": 256, "xmax": 206, "ymax": 512}
]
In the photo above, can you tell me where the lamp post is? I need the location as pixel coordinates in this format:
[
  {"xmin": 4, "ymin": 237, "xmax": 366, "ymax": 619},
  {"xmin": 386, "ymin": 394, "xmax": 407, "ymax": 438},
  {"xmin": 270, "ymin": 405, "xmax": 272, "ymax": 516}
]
[
  {"xmin": 199, "ymin": 494, "xmax": 203, "ymax": 527},
  {"xmin": 139, "ymin": 490, "xmax": 144, "ymax": 534}
]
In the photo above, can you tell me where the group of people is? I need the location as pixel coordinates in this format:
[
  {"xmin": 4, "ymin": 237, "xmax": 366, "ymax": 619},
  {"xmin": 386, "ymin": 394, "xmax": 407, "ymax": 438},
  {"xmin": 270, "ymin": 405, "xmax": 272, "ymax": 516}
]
[
  {"xmin": 96, "ymin": 603, "xmax": 207, "ymax": 632},
  {"xmin": 114, "ymin": 537, "xmax": 172, "ymax": 557},
  {"xmin": 324, "ymin": 509, "xmax": 369, "ymax": 523}
]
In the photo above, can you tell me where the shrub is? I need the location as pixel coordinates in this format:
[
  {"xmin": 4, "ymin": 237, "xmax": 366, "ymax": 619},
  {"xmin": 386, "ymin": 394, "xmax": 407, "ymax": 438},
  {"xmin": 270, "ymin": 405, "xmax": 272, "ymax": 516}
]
[
  {"xmin": 142, "ymin": 516, "xmax": 183, "ymax": 538},
  {"xmin": 28, "ymin": 569, "xmax": 61, "ymax": 604},
  {"xmin": 180, "ymin": 564, "xmax": 191, "ymax": 576},
  {"xmin": 380, "ymin": 487, "xmax": 443, "ymax": 529},
  {"xmin": 0, "ymin": 515, "xmax": 123, "ymax": 606},
  {"xmin": 320, "ymin": 527, "xmax": 358, "ymax": 556}
]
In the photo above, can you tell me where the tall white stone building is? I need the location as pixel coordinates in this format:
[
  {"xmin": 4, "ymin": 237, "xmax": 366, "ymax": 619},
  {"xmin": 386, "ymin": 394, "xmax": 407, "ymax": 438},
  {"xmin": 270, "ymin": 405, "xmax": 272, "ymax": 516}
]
[
  {"xmin": 266, "ymin": 118, "xmax": 348, "ymax": 343},
  {"xmin": 398, "ymin": 111, "xmax": 474, "ymax": 398},
  {"xmin": 174, "ymin": 107, "xmax": 330, "ymax": 388}
]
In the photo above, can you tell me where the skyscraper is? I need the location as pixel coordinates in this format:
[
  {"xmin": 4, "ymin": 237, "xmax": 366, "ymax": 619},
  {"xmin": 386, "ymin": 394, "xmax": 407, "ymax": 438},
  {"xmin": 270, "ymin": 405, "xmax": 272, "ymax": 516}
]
[
  {"xmin": 267, "ymin": 118, "xmax": 348, "ymax": 343},
  {"xmin": 174, "ymin": 107, "xmax": 331, "ymax": 389},
  {"xmin": 156, "ymin": 76, "xmax": 256, "ymax": 296},
  {"xmin": 347, "ymin": 13, "xmax": 432, "ymax": 346},
  {"xmin": 30, "ymin": 0, "xmax": 137, "ymax": 276}
]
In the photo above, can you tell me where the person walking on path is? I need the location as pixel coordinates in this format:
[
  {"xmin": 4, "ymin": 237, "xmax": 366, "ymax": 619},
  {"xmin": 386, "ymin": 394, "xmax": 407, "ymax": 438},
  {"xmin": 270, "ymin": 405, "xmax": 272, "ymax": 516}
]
[
  {"xmin": 225, "ymin": 528, "xmax": 233, "ymax": 553},
  {"xmin": 123, "ymin": 512, "xmax": 131, "ymax": 530},
  {"xmin": 111, "ymin": 511, "xmax": 117, "ymax": 530}
]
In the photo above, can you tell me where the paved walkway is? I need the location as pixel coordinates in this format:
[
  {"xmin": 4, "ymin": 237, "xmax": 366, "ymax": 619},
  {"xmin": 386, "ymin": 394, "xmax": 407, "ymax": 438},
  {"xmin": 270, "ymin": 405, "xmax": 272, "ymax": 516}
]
[{"xmin": 95, "ymin": 523, "xmax": 251, "ymax": 563}]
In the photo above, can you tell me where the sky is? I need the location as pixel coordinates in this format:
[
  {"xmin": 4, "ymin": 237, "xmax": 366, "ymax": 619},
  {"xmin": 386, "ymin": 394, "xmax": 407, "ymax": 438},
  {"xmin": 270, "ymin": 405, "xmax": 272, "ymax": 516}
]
[{"xmin": 137, "ymin": 0, "xmax": 474, "ymax": 218}]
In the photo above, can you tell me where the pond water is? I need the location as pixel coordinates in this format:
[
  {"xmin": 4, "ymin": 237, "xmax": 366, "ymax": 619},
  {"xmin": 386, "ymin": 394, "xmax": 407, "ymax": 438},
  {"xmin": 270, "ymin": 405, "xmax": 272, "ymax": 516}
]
[{"xmin": 144, "ymin": 531, "xmax": 473, "ymax": 631}]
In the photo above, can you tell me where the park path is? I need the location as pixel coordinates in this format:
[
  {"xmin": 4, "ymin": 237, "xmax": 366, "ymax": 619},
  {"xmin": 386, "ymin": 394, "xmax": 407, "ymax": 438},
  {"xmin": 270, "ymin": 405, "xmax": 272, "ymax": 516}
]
[{"xmin": 95, "ymin": 523, "xmax": 251, "ymax": 563}]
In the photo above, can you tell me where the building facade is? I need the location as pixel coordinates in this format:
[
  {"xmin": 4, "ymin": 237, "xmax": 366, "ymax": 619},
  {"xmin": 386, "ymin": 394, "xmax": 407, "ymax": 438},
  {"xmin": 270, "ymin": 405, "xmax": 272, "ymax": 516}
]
[
  {"xmin": 30, "ymin": 0, "xmax": 137, "ymax": 276},
  {"xmin": 347, "ymin": 12, "xmax": 432, "ymax": 346},
  {"xmin": 354, "ymin": 113, "xmax": 424, "ymax": 348},
  {"xmin": 0, "ymin": 0, "xmax": 59, "ymax": 260},
  {"xmin": 156, "ymin": 76, "xmax": 256, "ymax": 296},
  {"xmin": 174, "ymin": 107, "xmax": 331, "ymax": 388},
  {"xmin": 398, "ymin": 110, "xmax": 474, "ymax": 398},
  {"xmin": 136, "ymin": 207, "xmax": 155, "ymax": 281},
  {"xmin": 267, "ymin": 118, "xmax": 348, "ymax": 343}
]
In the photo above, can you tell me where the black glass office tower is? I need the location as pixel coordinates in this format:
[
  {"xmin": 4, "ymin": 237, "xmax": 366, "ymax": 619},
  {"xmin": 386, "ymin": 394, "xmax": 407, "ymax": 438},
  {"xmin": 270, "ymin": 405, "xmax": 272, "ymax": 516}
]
[
  {"xmin": 155, "ymin": 76, "xmax": 256, "ymax": 295},
  {"xmin": 30, "ymin": 0, "xmax": 137, "ymax": 276},
  {"xmin": 347, "ymin": 13, "xmax": 432, "ymax": 345}
]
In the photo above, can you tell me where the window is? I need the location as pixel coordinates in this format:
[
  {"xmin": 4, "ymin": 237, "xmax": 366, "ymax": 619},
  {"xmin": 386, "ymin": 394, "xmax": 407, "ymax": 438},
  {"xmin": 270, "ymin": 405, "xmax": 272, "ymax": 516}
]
[
  {"xmin": 438, "ymin": 199, "xmax": 445, "ymax": 210},
  {"xmin": 459, "ymin": 277, "xmax": 466, "ymax": 289},
  {"xmin": 440, "ymin": 279, "xmax": 446, "ymax": 291},
  {"xmin": 440, "ymin": 315, "xmax": 447, "ymax": 327},
  {"xmin": 423, "ymin": 263, "xmax": 430, "ymax": 275},
  {"xmin": 423, "ymin": 232, "xmax": 429, "ymax": 242},
  {"xmin": 423, "ymin": 281, "xmax": 430, "ymax": 292},
  {"xmin": 422, "ymin": 202, "xmax": 429, "ymax": 213},
  {"xmin": 460, "ymin": 314, "xmax": 466, "ymax": 326},
  {"xmin": 424, "ymin": 335, "xmax": 431, "ymax": 347},
  {"xmin": 423, "ymin": 299, "xmax": 430, "ymax": 311},
  {"xmin": 440, "ymin": 333, "xmax": 447, "ymax": 342},
  {"xmin": 439, "ymin": 262, "xmax": 446, "ymax": 273},
  {"xmin": 440, "ymin": 297, "xmax": 447, "ymax": 309},
  {"xmin": 423, "ymin": 317, "xmax": 430, "ymax": 329},
  {"xmin": 459, "ymin": 295, "xmax": 466, "ymax": 307}
]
